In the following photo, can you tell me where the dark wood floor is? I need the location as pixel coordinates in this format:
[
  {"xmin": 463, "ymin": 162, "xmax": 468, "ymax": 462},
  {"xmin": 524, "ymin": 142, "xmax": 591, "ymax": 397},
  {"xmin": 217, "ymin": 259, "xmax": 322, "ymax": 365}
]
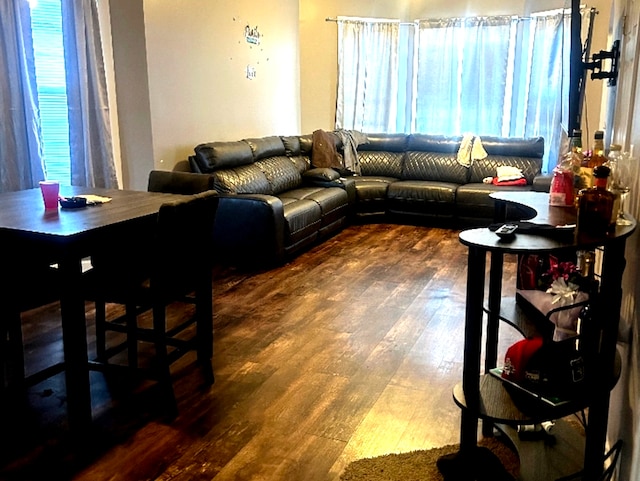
[{"xmin": 1, "ymin": 222, "xmax": 523, "ymax": 481}]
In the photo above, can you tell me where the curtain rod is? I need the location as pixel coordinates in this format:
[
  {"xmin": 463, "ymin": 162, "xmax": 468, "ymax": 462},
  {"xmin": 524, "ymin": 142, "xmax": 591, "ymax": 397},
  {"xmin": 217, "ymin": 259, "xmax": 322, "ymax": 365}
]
[
  {"xmin": 325, "ymin": 17, "xmax": 415, "ymax": 26},
  {"xmin": 325, "ymin": 12, "xmax": 589, "ymax": 24}
]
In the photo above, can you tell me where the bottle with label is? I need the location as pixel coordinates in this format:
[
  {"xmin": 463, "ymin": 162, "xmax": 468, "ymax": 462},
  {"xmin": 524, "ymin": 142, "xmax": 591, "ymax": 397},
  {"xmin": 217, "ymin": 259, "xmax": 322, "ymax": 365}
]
[
  {"xmin": 605, "ymin": 144, "xmax": 623, "ymax": 223},
  {"xmin": 587, "ymin": 130, "xmax": 607, "ymax": 169},
  {"xmin": 569, "ymin": 129, "xmax": 592, "ymax": 192},
  {"xmin": 550, "ymin": 130, "xmax": 581, "ymax": 206},
  {"xmin": 576, "ymin": 164, "xmax": 616, "ymax": 235}
]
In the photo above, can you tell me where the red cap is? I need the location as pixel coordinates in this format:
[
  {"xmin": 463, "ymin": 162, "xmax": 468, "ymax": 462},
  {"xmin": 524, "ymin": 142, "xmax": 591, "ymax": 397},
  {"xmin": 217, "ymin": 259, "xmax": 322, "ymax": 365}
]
[{"xmin": 502, "ymin": 337, "xmax": 544, "ymax": 383}]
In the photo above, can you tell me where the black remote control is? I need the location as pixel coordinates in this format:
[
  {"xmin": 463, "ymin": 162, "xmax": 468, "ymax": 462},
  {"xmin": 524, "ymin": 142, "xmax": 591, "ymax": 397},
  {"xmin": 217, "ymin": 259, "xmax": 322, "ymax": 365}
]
[{"xmin": 495, "ymin": 224, "xmax": 518, "ymax": 239}]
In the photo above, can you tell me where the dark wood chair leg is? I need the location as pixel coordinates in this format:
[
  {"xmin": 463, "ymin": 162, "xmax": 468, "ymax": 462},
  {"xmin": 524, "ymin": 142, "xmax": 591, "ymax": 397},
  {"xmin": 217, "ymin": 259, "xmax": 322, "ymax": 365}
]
[
  {"xmin": 125, "ymin": 302, "xmax": 138, "ymax": 369},
  {"xmin": 152, "ymin": 302, "xmax": 178, "ymax": 418},
  {"xmin": 95, "ymin": 298, "xmax": 107, "ymax": 361},
  {"xmin": 195, "ymin": 279, "xmax": 214, "ymax": 385}
]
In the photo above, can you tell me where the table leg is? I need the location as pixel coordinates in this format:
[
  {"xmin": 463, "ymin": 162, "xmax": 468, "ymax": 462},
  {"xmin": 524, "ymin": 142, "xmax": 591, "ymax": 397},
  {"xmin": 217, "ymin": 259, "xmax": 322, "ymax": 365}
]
[
  {"xmin": 460, "ymin": 245, "xmax": 486, "ymax": 451},
  {"xmin": 483, "ymin": 251, "xmax": 503, "ymax": 437},
  {"xmin": 57, "ymin": 255, "xmax": 92, "ymax": 439}
]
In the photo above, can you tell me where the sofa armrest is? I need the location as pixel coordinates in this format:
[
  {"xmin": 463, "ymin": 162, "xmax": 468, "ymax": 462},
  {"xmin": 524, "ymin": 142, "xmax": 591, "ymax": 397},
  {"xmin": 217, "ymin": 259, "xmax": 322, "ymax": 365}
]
[
  {"xmin": 301, "ymin": 170, "xmax": 356, "ymax": 216},
  {"xmin": 532, "ymin": 174, "xmax": 552, "ymax": 193},
  {"xmin": 214, "ymin": 194, "xmax": 285, "ymax": 266},
  {"xmin": 147, "ymin": 170, "xmax": 214, "ymax": 194}
]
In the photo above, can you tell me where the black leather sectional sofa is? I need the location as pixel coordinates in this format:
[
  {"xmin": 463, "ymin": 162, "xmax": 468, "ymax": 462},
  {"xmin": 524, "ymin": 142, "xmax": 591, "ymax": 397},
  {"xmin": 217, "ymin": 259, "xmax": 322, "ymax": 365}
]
[{"xmin": 149, "ymin": 132, "xmax": 548, "ymax": 266}]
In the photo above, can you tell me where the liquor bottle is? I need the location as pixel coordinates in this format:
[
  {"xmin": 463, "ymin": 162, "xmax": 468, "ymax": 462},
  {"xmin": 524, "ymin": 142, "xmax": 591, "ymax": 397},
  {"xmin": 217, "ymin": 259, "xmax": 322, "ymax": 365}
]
[
  {"xmin": 587, "ymin": 130, "xmax": 607, "ymax": 169},
  {"xmin": 550, "ymin": 130, "xmax": 581, "ymax": 206},
  {"xmin": 569, "ymin": 129, "xmax": 592, "ymax": 191},
  {"xmin": 605, "ymin": 144, "xmax": 623, "ymax": 223},
  {"xmin": 576, "ymin": 164, "xmax": 616, "ymax": 235}
]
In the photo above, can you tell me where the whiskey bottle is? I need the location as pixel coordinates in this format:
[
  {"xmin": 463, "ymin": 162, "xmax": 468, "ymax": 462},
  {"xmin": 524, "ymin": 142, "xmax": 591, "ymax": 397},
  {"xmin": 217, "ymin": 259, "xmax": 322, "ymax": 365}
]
[
  {"xmin": 550, "ymin": 130, "xmax": 581, "ymax": 206},
  {"xmin": 576, "ymin": 164, "xmax": 616, "ymax": 235},
  {"xmin": 587, "ymin": 130, "xmax": 607, "ymax": 169}
]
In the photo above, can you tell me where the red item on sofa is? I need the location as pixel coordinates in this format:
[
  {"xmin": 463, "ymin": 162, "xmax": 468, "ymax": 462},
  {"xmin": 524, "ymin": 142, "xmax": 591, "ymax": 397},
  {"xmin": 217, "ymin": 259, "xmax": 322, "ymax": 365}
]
[{"xmin": 492, "ymin": 177, "xmax": 527, "ymax": 186}]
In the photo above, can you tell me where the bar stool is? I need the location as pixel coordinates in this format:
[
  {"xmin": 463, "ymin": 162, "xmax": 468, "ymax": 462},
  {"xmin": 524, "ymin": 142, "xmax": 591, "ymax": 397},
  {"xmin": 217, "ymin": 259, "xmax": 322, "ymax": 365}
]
[{"xmin": 85, "ymin": 191, "xmax": 219, "ymax": 417}]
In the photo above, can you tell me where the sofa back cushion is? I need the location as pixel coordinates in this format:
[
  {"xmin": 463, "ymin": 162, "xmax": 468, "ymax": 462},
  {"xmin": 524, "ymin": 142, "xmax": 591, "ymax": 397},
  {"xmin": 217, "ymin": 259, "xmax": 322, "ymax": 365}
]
[
  {"xmin": 358, "ymin": 151, "xmax": 404, "ymax": 178},
  {"xmin": 281, "ymin": 136, "xmax": 301, "ymax": 156},
  {"xmin": 244, "ymin": 136, "xmax": 286, "ymax": 160},
  {"xmin": 193, "ymin": 141, "xmax": 254, "ymax": 173},
  {"xmin": 468, "ymin": 136, "xmax": 544, "ymax": 184},
  {"xmin": 358, "ymin": 133, "xmax": 408, "ymax": 152},
  {"xmin": 405, "ymin": 134, "xmax": 468, "ymax": 183},
  {"xmin": 256, "ymin": 156, "xmax": 303, "ymax": 194},
  {"xmin": 403, "ymin": 152, "xmax": 468, "ymax": 183},
  {"xmin": 212, "ymin": 164, "xmax": 271, "ymax": 194}
]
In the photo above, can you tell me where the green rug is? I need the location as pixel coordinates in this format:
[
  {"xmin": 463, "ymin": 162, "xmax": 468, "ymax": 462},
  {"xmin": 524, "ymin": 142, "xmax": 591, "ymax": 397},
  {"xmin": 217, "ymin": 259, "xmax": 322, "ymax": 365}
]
[{"xmin": 340, "ymin": 438, "xmax": 519, "ymax": 481}]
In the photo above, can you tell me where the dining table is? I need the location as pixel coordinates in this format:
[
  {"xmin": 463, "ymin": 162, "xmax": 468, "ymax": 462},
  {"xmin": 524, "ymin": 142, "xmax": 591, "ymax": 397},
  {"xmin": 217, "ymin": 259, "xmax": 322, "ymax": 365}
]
[{"xmin": 0, "ymin": 186, "xmax": 186, "ymax": 439}]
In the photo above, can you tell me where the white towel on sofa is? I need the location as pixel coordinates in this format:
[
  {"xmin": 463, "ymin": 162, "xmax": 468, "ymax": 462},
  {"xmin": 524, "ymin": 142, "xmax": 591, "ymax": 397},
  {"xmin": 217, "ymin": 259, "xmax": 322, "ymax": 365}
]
[{"xmin": 457, "ymin": 133, "xmax": 488, "ymax": 167}]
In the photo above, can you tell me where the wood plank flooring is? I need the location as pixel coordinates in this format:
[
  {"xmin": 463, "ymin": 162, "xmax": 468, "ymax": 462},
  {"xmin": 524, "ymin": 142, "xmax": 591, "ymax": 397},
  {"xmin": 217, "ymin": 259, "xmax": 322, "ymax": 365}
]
[{"xmin": 1, "ymin": 222, "xmax": 522, "ymax": 481}]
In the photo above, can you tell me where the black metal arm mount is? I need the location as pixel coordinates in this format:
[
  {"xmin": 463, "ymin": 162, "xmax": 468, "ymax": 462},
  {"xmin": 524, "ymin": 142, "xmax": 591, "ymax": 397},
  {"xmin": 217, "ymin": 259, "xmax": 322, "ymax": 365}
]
[{"xmin": 584, "ymin": 40, "xmax": 620, "ymax": 87}]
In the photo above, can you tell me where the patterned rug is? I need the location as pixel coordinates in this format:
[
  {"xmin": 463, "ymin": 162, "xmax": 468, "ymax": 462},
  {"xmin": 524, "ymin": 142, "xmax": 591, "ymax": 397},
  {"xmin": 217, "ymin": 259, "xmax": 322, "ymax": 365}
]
[{"xmin": 340, "ymin": 437, "xmax": 519, "ymax": 481}]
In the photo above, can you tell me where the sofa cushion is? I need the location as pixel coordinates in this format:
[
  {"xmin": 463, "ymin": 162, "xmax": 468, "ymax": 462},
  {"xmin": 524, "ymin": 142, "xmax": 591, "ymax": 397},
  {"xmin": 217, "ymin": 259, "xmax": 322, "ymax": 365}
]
[
  {"xmin": 353, "ymin": 176, "xmax": 396, "ymax": 214},
  {"xmin": 407, "ymin": 134, "xmax": 462, "ymax": 153},
  {"xmin": 358, "ymin": 151, "xmax": 404, "ymax": 178},
  {"xmin": 456, "ymin": 182, "xmax": 535, "ymax": 221},
  {"xmin": 244, "ymin": 136, "xmax": 287, "ymax": 161},
  {"xmin": 281, "ymin": 136, "xmax": 301, "ymax": 156},
  {"xmin": 387, "ymin": 180, "xmax": 457, "ymax": 218},
  {"xmin": 404, "ymin": 152, "xmax": 468, "ymax": 184},
  {"xmin": 357, "ymin": 133, "xmax": 408, "ymax": 152},
  {"xmin": 480, "ymin": 136, "xmax": 545, "ymax": 158},
  {"xmin": 302, "ymin": 167, "xmax": 341, "ymax": 182},
  {"xmin": 468, "ymin": 156, "xmax": 542, "ymax": 184},
  {"xmin": 280, "ymin": 186, "xmax": 349, "ymax": 228},
  {"xmin": 299, "ymin": 134, "xmax": 313, "ymax": 155},
  {"xmin": 193, "ymin": 141, "xmax": 254, "ymax": 172},
  {"xmin": 212, "ymin": 164, "xmax": 271, "ymax": 194},
  {"xmin": 280, "ymin": 198, "xmax": 322, "ymax": 246},
  {"xmin": 255, "ymin": 156, "xmax": 302, "ymax": 194}
]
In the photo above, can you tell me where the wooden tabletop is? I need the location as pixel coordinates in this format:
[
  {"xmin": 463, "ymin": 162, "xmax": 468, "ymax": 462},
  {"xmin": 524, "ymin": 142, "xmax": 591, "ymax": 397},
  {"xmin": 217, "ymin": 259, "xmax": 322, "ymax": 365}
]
[
  {"xmin": 0, "ymin": 186, "xmax": 185, "ymax": 239},
  {"xmin": 459, "ymin": 191, "xmax": 636, "ymax": 253}
]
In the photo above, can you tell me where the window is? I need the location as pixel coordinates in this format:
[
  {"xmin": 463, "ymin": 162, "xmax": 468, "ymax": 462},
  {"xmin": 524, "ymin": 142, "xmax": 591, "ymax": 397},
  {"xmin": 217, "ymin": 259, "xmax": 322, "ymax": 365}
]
[
  {"xmin": 29, "ymin": 0, "xmax": 71, "ymax": 185},
  {"xmin": 336, "ymin": 10, "xmax": 581, "ymax": 173}
]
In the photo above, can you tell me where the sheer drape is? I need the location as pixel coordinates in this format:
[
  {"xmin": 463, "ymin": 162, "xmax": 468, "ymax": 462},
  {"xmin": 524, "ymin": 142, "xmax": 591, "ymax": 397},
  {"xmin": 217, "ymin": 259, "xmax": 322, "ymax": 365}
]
[
  {"xmin": 515, "ymin": 12, "xmax": 570, "ymax": 173},
  {"xmin": 336, "ymin": 10, "xmax": 580, "ymax": 173},
  {"xmin": 0, "ymin": 0, "xmax": 46, "ymax": 192},
  {"xmin": 62, "ymin": 0, "xmax": 117, "ymax": 188},
  {"xmin": 414, "ymin": 17, "xmax": 513, "ymax": 135},
  {"xmin": 336, "ymin": 17, "xmax": 399, "ymax": 132}
]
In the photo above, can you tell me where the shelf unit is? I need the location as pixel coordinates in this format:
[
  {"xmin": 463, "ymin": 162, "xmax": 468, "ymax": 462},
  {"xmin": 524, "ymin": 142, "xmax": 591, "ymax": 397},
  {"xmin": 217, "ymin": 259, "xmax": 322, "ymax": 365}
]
[{"xmin": 446, "ymin": 192, "xmax": 636, "ymax": 481}]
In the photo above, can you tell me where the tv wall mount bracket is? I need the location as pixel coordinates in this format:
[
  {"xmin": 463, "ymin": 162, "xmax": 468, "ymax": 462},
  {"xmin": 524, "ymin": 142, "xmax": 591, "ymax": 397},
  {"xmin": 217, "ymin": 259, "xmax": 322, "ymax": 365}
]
[{"xmin": 584, "ymin": 40, "xmax": 620, "ymax": 87}]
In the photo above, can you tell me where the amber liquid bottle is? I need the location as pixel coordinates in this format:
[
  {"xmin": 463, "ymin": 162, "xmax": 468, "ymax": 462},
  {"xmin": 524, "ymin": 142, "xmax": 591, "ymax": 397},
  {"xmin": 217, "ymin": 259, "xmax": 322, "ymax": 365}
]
[
  {"xmin": 576, "ymin": 164, "xmax": 616, "ymax": 235},
  {"xmin": 587, "ymin": 130, "xmax": 607, "ymax": 169}
]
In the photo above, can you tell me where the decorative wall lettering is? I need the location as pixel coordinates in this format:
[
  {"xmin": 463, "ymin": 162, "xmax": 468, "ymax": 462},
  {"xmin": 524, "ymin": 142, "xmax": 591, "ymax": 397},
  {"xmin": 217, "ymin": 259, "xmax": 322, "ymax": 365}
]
[{"xmin": 245, "ymin": 25, "xmax": 261, "ymax": 45}]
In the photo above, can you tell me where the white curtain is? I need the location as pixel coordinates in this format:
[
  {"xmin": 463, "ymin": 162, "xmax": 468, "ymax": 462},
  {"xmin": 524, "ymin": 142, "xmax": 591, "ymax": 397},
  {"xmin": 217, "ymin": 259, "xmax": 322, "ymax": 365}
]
[
  {"xmin": 336, "ymin": 10, "xmax": 586, "ymax": 174},
  {"xmin": 0, "ymin": 0, "xmax": 46, "ymax": 192},
  {"xmin": 515, "ymin": 11, "xmax": 571, "ymax": 173},
  {"xmin": 414, "ymin": 17, "xmax": 513, "ymax": 136},
  {"xmin": 336, "ymin": 17, "xmax": 399, "ymax": 132},
  {"xmin": 61, "ymin": 0, "xmax": 118, "ymax": 188}
]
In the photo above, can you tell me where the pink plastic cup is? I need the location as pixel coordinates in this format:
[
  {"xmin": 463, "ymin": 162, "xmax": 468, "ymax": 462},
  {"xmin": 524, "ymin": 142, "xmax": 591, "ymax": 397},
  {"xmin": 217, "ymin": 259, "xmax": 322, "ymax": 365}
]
[{"xmin": 39, "ymin": 180, "xmax": 60, "ymax": 210}]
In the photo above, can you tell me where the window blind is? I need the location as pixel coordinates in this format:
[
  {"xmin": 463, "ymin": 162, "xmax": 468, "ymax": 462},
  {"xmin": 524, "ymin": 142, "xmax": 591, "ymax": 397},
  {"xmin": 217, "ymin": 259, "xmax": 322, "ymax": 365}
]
[{"xmin": 30, "ymin": 0, "xmax": 70, "ymax": 184}]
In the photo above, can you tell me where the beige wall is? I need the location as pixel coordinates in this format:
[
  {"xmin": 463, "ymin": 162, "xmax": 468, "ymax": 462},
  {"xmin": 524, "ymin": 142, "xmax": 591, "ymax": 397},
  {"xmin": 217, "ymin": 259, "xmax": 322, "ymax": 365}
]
[
  {"xmin": 110, "ymin": 0, "xmax": 300, "ymax": 188},
  {"xmin": 299, "ymin": 0, "xmax": 611, "ymax": 145}
]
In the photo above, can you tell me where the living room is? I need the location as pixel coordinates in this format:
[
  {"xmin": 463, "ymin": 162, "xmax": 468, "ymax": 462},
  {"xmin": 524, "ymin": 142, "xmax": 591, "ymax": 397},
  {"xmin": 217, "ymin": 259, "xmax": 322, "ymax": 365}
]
[
  {"xmin": 105, "ymin": 2, "xmax": 640, "ymax": 477},
  {"xmin": 3, "ymin": 0, "xmax": 640, "ymax": 480}
]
